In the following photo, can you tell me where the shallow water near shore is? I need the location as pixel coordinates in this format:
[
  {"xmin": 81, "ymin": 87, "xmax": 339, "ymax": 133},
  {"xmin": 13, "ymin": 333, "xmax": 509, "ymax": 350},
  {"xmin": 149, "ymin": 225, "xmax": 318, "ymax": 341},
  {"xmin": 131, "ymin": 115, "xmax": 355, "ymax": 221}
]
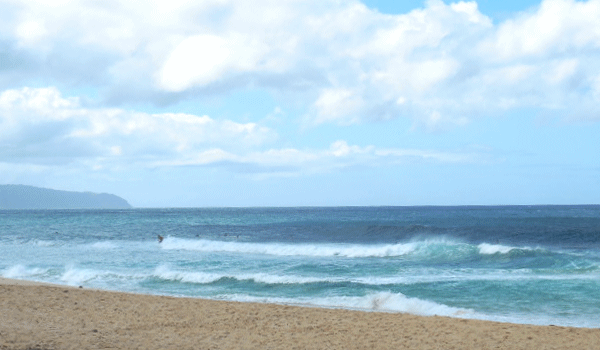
[{"xmin": 1, "ymin": 206, "xmax": 599, "ymax": 328}]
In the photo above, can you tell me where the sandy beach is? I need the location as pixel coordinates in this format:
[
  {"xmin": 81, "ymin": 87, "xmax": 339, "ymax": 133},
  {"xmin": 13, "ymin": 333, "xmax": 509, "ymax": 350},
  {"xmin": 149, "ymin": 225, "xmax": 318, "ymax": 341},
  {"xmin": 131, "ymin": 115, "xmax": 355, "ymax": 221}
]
[{"xmin": 0, "ymin": 278, "xmax": 598, "ymax": 350}]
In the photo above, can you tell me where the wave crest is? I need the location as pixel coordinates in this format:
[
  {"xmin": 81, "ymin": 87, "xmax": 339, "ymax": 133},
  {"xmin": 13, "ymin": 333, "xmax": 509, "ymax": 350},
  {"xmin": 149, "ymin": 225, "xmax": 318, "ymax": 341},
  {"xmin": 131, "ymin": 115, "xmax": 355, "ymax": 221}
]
[
  {"xmin": 478, "ymin": 243, "xmax": 518, "ymax": 255},
  {"xmin": 220, "ymin": 291, "xmax": 473, "ymax": 317},
  {"xmin": 160, "ymin": 237, "xmax": 419, "ymax": 258},
  {"xmin": 2, "ymin": 264, "xmax": 48, "ymax": 279},
  {"xmin": 153, "ymin": 265, "xmax": 330, "ymax": 285},
  {"xmin": 159, "ymin": 236, "xmax": 552, "ymax": 261}
]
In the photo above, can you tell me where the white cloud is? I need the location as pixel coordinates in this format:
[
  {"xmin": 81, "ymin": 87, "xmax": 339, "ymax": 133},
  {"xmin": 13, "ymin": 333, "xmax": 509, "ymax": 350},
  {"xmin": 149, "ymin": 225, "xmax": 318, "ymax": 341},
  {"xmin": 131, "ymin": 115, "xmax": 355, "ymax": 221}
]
[
  {"xmin": 450, "ymin": 1, "xmax": 488, "ymax": 24},
  {"xmin": 15, "ymin": 20, "xmax": 47, "ymax": 47},
  {"xmin": 2, "ymin": 0, "xmax": 600, "ymax": 128},
  {"xmin": 159, "ymin": 35, "xmax": 231, "ymax": 91},
  {"xmin": 158, "ymin": 33, "xmax": 271, "ymax": 91},
  {"xmin": 0, "ymin": 87, "xmax": 276, "ymax": 166},
  {"xmin": 543, "ymin": 59, "xmax": 579, "ymax": 85},
  {"xmin": 311, "ymin": 88, "xmax": 365, "ymax": 125},
  {"xmin": 153, "ymin": 139, "xmax": 491, "ymax": 177},
  {"xmin": 329, "ymin": 140, "xmax": 372, "ymax": 157},
  {"xmin": 0, "ymin": 86, "xmax": 495, "ymax": 177},
  {"xmin": 479, "ymin": 0, "xmax": 600, "ymax": 61}
]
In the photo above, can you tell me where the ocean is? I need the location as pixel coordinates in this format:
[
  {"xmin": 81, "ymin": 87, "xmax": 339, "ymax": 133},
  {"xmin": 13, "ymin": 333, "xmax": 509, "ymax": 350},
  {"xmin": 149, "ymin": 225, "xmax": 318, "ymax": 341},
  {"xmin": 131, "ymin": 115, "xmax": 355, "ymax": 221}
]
[{"xmin": 1, "ymin": 206, "xmax": 599, "ymax": 328}]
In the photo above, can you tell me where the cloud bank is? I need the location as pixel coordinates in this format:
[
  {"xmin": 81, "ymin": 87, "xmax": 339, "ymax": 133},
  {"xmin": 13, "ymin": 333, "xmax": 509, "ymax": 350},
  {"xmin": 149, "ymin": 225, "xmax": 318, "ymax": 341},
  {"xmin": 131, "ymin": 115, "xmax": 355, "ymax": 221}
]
[
  {"xmin": 0, "ymin": 0, "xmax": 599, "ymax": 182},
  {"xmin": 2, "ymin": 0, "xmax": 600, "ymax": 128},
  {"xmin": 0, "ymin": 87, "xmax": 486, "ymax": 176},
  {"xmin": 0, "ymin": 87, "xmax": 274, "ymax": 166}
]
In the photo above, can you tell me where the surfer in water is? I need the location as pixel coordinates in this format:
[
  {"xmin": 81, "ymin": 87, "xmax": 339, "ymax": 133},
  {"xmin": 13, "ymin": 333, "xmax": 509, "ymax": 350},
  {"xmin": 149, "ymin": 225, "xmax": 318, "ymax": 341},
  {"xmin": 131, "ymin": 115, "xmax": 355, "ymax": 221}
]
[{"xmin": 157, "ymin": 235, "xmax": 164, "ymax": 243}]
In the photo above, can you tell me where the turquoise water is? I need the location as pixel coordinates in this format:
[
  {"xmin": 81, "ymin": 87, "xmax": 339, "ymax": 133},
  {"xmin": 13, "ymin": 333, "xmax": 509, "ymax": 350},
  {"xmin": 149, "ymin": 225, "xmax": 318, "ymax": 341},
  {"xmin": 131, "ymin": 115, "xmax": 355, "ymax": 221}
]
[{"xmin": 1, "ymin": 206, "xmax": 599, "ymax": 328}]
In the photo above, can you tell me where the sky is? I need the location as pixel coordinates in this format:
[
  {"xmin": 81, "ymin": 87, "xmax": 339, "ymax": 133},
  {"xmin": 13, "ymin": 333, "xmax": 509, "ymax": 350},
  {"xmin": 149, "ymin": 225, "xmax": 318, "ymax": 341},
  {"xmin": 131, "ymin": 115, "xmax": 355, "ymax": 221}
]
[{"xmin": 0, "ymin": 0, "xmax": 599, "ymax": 207}]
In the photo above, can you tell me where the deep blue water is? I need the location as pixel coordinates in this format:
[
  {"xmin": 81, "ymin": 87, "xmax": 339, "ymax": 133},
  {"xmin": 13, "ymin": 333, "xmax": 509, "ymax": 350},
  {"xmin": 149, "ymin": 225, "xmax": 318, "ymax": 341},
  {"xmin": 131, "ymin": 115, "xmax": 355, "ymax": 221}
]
[{"xmin": 1, "ymin": 206, "xmax": 599, "ymax": 327}]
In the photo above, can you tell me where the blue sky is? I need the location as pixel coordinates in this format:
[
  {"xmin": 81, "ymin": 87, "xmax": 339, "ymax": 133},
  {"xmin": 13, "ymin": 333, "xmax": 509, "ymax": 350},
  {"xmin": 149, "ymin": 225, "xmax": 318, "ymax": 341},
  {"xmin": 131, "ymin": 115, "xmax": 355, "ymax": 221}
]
[{"xmin": 1, "ymin": 0, "xmax": 599, "ymax": 207}]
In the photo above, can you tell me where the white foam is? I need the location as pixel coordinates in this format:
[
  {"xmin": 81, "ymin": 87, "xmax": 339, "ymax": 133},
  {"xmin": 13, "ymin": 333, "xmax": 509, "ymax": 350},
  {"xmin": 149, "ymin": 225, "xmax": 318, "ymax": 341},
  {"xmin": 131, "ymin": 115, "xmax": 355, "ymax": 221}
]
[
  {"xmin": 86, "ymin": 241, "xmax": 119, "ymax": 249},
  {"xmin": 153, "ymin": 265, "xmax": 224, "ymax": 284},
  {"xmin": 31, "ymin": 239, "xmax": 57, "ymax": 247},
  {"xmin": 220, "ymin": 291, "xmax": 473, "ymax": 317},
  {"xmin": 247, "ymin": 273, "xmax": 328, "ymax": 285},
  {"xmin": 477, "ymin": 243, "xmax": 518, "ymax": 255},
  {"xmin": 154, "ymin": 263, "xmax": 600, "ymax": 289},
  {"xmin": 153, "ymin": 265, "xmax": 334, "ymax": 285},
  {"xmin": 60, "ymin": 266, "xmax": 104, "ymax": 285},
  {"xmin": 2, "ymin": 264, "xmax": 48, "ymax": 279},
  {"xmin": 160, "ymin": 237, "xmax": 419, "ymax": 258}
]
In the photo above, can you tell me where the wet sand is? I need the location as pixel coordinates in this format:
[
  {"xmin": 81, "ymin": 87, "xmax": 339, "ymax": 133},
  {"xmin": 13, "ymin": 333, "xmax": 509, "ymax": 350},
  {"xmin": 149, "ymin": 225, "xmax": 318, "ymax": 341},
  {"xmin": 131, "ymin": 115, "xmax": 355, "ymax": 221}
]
[{"xmin": 1, "ymin": 277, "xmax": 598, "ymax": 349}]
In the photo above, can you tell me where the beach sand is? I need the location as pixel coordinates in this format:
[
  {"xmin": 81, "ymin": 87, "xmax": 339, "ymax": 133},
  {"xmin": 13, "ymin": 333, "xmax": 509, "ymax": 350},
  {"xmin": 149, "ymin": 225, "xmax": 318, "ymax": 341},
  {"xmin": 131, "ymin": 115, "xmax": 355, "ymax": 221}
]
[{"xmin": 1, "ymin": 278, "xmax": 598, "ymax": 349}]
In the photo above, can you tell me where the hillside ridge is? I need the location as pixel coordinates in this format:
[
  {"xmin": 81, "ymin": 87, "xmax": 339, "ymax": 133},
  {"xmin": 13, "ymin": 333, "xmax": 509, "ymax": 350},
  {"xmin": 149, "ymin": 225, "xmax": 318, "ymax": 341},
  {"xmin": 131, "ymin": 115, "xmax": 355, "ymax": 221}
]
[{"xmin": 0, "ymin": 185, "xmax": 132, "ymax": 209}]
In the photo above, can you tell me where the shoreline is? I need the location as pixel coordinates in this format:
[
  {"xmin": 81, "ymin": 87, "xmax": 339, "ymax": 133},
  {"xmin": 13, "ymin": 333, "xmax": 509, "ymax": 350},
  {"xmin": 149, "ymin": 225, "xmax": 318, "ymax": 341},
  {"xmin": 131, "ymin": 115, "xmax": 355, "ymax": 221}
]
[{"xmin": 1, "ymin": 277, "xmax": 599, "ymax": 349}]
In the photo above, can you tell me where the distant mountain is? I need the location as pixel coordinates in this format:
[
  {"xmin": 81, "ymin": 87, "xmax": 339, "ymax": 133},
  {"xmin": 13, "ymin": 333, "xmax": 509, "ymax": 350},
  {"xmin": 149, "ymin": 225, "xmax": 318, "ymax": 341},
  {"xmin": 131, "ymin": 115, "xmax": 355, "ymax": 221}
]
[{"xmin": 0, "ymin": 185, "xmax": 132, "ymax": 209}]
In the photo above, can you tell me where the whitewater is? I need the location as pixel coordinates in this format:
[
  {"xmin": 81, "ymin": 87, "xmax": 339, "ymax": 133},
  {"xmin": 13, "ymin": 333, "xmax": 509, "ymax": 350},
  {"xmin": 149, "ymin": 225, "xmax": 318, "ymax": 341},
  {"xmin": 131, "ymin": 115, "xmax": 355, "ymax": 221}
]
[{"xmin": 1, "ymin": 206, "xmax": 599, "ymax": 328}]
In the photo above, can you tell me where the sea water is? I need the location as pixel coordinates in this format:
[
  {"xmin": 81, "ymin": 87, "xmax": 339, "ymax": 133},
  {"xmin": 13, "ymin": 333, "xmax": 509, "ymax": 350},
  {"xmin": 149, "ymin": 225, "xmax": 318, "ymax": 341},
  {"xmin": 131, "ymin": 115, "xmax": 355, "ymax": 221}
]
[{"xmin": 1, "ymin": 206, "xmax": 599, "ymax": 328}]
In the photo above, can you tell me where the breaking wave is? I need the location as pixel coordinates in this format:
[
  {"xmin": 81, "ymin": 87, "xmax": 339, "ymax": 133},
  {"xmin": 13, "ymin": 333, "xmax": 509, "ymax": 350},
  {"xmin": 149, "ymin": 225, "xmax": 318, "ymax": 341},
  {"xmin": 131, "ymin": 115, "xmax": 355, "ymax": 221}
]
[
  {"xmin": 160, "ymin": 236, "xmax": 547, "ymax": 260},
  {"xmin": 219, "ymin": 291, "xmax": 473, "ymax": 317}
]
